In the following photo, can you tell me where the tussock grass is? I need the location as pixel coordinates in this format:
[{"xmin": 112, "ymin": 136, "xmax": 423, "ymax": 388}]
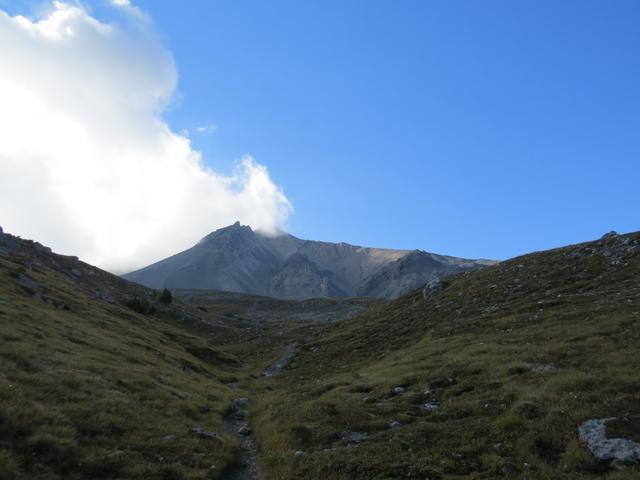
[{"xmin": 0, "ymin": 247, "xmax": 242, "ymax": 479}]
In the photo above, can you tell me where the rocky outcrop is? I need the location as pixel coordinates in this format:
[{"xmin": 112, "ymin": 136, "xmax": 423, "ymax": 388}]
[{"xmin": 422, "ymin": 277, "xmax": 443, "ymax": 300}]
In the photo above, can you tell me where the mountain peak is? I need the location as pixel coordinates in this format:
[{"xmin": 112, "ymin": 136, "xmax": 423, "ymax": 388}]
[
  {"xmin": 228, "ymin": 221, "xmax": 251, "ymax": 231},
  {"xmin": 125, "ymin": 227, "xmax": 494, "ymax": 299}
]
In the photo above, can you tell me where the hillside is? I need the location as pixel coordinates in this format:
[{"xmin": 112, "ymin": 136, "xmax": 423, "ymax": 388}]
[
  {"xmin": 0, "ymin": 230, "xmax": 293, "ymax": 479},
  {"xmin": 123, "ymin": 222, "xmax": 494, "ymax": 300},
  {"xmin": 2, "ymin": 228, "xmax": 639, "ymax": 480},
  {"xmin": 248, "ymin": 231, "xmax": 640, "ymax": 479}
]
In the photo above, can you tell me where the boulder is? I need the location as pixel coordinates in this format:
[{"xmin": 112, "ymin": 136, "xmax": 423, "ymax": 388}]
[{"xmin": 579, "ymin": 418, "xmax": 640, "ymax": 464}]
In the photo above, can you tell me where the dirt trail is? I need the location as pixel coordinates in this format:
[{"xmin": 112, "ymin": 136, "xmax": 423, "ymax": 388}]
[
  {"xmin": 262, "ymin": 344, "xmax": 297, "ymax": 377},
  {"xmin": 222, "ymin": 344, "xmax": 296, "ymax": 479},
  {"xmin": 222, "ymin": 393, "xmax": 260, "ymax": 480}
]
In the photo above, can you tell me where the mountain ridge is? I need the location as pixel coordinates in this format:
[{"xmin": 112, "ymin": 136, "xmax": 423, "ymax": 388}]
[{"xmin": 123, "ymin": 222, "xmax": 496, "ymax": 299}]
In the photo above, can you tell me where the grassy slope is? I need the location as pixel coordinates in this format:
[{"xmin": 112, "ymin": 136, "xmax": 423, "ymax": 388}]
[
  {"xmin": 251, "ymin": 232, "xmax": 640, "ymax": 479},
  {"xmin": 0, "ymin": 235, "xmax": 254, "ymax": 480}
]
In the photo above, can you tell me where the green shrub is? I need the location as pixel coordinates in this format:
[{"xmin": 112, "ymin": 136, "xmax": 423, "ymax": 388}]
[
  {"xmin": 123, "ymin": 297, "xmax": 155, "ymax": 315},
  {"xmin": 159, "ymin": 288, "xmax": 173, "ymax": 305}
]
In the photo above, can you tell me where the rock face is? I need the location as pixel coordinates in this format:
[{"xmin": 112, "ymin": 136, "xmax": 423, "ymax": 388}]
[{"xmin": 123, "ymin": 222, "xmax": 495, "ymax": 300}]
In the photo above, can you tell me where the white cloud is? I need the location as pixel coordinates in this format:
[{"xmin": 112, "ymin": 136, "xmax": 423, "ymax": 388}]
[
  {"xmin": 0, "ymin": 2, "xmax": 293, "ymax": 273},
  {"xmin": 195, "ymin": 124, "xmax": 217, "ymax": 134}
]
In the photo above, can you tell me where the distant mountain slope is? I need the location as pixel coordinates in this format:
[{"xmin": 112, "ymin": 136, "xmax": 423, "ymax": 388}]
[{"xmin": 123, "ymin": 222, "xmax": 495, "ymax": 299}]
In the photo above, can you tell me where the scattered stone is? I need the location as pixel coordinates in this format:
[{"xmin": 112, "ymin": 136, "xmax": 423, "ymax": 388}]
[
  {"xmin": 422, "ymin": 401, "xmax": 440, "ymax": 411},
  {"xmin": 191, "ymin": 427, "xmax": 222, "ymax": 442},
  {"xmin": 230, "ymin": 411, "xmax": 246, "ymax": 420},
  {"xmin": 294, "ymin": 450, "xmax": 306, "ymax": 458},
  {"xmin": 389, "ymin": 420, "xmax": 401, "ymax": 429},
  {"xmin": 237, "ymin": 424, "xmax": 252, "ymax": 436},
  {"xmin": 422, "ymin": 277, "xmax": 443, "ymax": 300},
  {"xmin": 341, "ymin": 431, "xmax": 368, "ymax": 444},
  {"xmin": 234, "ymin": 397, "xmax": 250, "ymax": 407},
  {"xmin": 579, "ymin": 418, "xmax": 640, "ymax": 464},
  {"xmin": 392, "ymin": 386, "xmax": 405, "ymax": 395},
  {"xmin": 163, "ymin": 434, "xmax": 176, "ymax": 441}
]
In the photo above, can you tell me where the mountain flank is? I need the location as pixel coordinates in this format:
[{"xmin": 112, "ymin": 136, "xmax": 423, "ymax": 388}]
[
  {"xmin": 250, "ymin": 230, "xmax": 640, "ymax": 479},
  {"xmin": 124, "ymin": 222, "xmax": 495, "ymax": 299}
]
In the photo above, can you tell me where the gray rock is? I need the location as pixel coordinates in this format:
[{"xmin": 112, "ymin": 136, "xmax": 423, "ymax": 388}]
[
  {"xmin": 601, "ymin": 231, "xmax": 620, "ymax": 240},
  {"xmin": 237, "ymin": 424, "xmax": 252, "ymax": 436},
  {"xmin": 163, "ymin": 434, "xmax": 176, "ymax": 441},
  {"xmin": 389, "ymin": 420, "xmax": 401, "ymax": 429},
  {"xmin": 234, "ymin": 397, "xmax": 250, "ymax": 407},
  {"xmin": 422, "ymin": 277, "xmax": 443, "ymax": 300},
  {"xmin": 341, "ymin": 431, "xmax": 368, "ymax": 444},
  {"xmin": 392, "ymin": 386, "xmax": 405, "ymax": 395},
  {"xmin": 422, "ymin": 401, "xmax": 440, "ymax": 411},
  {"xmin": 294, "ymin": 450, "xmax": 306, "ymax": 458},
  {"xmin": 191, "ymin": 427, "xmax": 221, "ymax": 442},
  {"xmin": 579, "ymin": 418, "xmax": 640, "ymax": 464}
]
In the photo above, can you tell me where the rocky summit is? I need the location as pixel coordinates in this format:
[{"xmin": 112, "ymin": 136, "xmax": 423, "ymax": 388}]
[{"xmin": 123, "ymin": 222, "xmax": 494, "ymax": 299}]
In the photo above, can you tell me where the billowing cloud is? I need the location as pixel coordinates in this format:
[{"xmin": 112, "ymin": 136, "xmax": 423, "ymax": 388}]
[{"xmin": 0, "ymin": 2, "xmax": 292, "ymax": 273}]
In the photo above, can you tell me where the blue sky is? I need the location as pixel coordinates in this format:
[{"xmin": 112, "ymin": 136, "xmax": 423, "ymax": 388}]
[{"xmin": 5, "ymin": 0, "xmax": 640, "ymax": 261}]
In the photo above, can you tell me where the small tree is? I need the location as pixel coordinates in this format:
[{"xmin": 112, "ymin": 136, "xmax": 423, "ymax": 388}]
[{"xmin": 159, "ymin": 288, "xmax": 173, "ymax": 305}]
